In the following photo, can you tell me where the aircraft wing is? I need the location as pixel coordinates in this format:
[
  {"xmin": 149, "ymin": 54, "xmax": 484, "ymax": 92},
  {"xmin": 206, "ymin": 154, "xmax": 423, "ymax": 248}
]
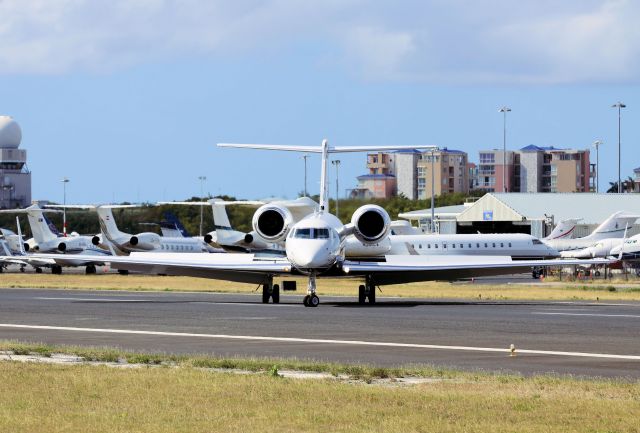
[
  {"xmin": 21, "ymin": 252, "xmax": 294, "ymax": 285},
  {"xmin": 341, "ymin": 256, "xmax": 614, "ymax": 285}
]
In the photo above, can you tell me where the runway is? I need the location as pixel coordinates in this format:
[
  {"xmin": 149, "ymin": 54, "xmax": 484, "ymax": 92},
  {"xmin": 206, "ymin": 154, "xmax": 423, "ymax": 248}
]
[{"xmin": 1, "ymin": 288, "xmax": 639, "ymax": 378}]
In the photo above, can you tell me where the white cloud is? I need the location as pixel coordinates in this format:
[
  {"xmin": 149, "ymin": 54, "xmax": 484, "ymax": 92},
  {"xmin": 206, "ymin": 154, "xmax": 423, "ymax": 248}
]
[{"xmin": 1, "ymin": 0, "xmax": 640, "ymax": 84}]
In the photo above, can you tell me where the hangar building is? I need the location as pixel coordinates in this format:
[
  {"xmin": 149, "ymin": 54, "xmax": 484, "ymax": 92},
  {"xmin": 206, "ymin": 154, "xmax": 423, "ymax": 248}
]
[
  {"xmin": 0, "ymin": 116, "xmax": 31, "ymax": 208},
  {"xmin": 399, "ymin": 193, "xmax": 640, "ymax": 238}
]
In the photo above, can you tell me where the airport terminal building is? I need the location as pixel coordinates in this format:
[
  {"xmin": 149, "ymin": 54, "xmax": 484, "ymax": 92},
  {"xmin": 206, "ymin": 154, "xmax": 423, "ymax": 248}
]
[
  {"xmin": 0, "ymin": 116, "xmax": 31, "ymax": 209},
  {"xmin": 399, "ymin": 193, "xmax": 640, "ymax": 238}
]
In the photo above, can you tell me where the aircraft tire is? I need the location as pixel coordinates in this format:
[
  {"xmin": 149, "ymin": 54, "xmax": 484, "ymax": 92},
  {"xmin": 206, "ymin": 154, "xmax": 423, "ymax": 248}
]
[
  {"xmin": 86, "ymin": 265, "xmax": 97, "ymax": 275},
  {"xmin": 358, "ymin": 285, "xmax": 366, "ymax": 304},
  {"xmin": 272, "ymin": 284, "xmax": 280, "ymax": 304},
  {"xmin": 262, "ymin": 284, "xmax": 270, "ymax": 304},
  {"xmin": 35, "ymin": 268, "xmax": 43, "ymax": 274},
  {"xmin": 303, "ymin": 295, "xmax": 310, "ymax": 307},
  {"xmin": 309, "ymin": 294, "xmax": 320, "ymax": 307},
  {"xmin": 368, "ymin": 286, "xmax": 376, "ymax": 304}
]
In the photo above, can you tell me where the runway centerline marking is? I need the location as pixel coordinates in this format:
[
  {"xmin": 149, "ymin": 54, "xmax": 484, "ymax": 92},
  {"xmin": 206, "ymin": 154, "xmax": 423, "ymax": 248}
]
[
  {"xmin": 1, "ymin": 323, "xmax": 639, "ymax": 360},
  {"xmin": 533, "ymin": 312, "xmax": 640, "ymax": 319}
]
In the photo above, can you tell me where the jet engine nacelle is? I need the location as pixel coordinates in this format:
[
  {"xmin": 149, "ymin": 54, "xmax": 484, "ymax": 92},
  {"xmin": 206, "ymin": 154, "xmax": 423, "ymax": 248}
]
[
  {"xmin": 57, "ymin": 242, "xmax": 67, "ymax": 252},
  {"xmin": 92, "ymin": 236, "xmax": 100, "ymax": 246},
  {"xmin": 252, "ymin": 205, "xmax": 294, "ymax": 243},
  {"xmin": 129, "ymin": 233, "xmax": 160, "ymax": 250},
  {"xmin": 351, "ymin": 204, "xmax": 391, "ymax": 245}
]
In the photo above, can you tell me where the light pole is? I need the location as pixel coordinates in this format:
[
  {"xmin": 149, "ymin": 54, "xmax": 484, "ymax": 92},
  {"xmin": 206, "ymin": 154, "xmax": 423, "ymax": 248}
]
[
  {"xmin": 61, "ymin": 177, "xmax": 69, "ymax": 236},
  {"xmin": 302, "ymin": 154, "xmax": 309, "ymax": 197},
  {"xmin": 499, "ymin": 106, "xmax": 511, "ymax": 193},
  {"xmin": 430, "ymin": 148, "xmax": 436, "ymax": 233},
  {"xmin": 332, "ymin": 160, "xmax": 341, "ymax": 217},
  {"xmin": 612, "ymin": 102, "xmax": 626, "ymax": 193},
  {"xmin": 198, "ymin": 176, "xmax": 207, "ymax": 236},
  {"xmin": 592, "ymin": 140, "xmax": 603, "ymax": 193}
]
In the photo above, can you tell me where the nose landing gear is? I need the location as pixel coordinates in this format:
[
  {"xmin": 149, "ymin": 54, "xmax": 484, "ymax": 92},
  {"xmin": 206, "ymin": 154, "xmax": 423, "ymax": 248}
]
[{"xmin": 303, "ymin": 273, "xmax": 319, "ymax": 307}]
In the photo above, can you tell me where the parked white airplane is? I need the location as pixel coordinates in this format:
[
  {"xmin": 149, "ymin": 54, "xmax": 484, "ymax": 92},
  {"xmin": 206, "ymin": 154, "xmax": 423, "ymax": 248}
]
[
  {"xmin": 0, "ymin": 205, "xmax": 111, "ymax": 274},
  {"xmin": 610, "ymin": 234, "xmax": 640, "ymax": 260},
  {"xmin": 345, "ymin": 232, "xmax": 559, "ymax": 259},
  {"xmin": 94, "ymin": 205, "xmax": 213, "ymax": 253},
  {"xmin": 543, "ymin": 211, "xmax": 640, "ymax": 252},
  {"xmin": 22, "ymin": 140, "xmax": 611, "ymax": 306}
]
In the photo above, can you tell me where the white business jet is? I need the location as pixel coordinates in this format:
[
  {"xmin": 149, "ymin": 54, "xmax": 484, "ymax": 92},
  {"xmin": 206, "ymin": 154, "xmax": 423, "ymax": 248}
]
[
  {"xmin": 0, "ymin": 205, "xmax": 111, "ymax": 274},
  {"xmin": 543, "ymin": 211, "xmax": 639, "ymax": 253},
  {"xmin": 21, "ymin": 140, "xmax": 611, "ymax": 306},
  {"xmin": 50, "ymin": 205, "xmax": 213, "ymax": 254}
]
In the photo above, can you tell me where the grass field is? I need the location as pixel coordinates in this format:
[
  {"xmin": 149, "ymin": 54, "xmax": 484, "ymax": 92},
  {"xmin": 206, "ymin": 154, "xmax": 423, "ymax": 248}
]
[
  {"xmin": 1, "ymin": 342, "xmax": 639, "ymax": 433},
  {"xmin": 2, "ymin": 273, "xmax": 640, "ymax": 301}
]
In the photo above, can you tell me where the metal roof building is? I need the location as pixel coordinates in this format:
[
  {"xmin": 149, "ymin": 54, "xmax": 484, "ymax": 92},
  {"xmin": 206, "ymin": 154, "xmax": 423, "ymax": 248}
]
[{"xmin": 399, "ymin": 193, "xmax": 640, "ymax": 238}]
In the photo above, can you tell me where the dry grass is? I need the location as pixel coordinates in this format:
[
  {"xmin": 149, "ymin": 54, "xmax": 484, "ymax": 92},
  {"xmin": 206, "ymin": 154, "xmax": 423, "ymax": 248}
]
[
  {"xmin": 2, "ymin": 273, "xmax": 640, "ymax": 301},
  {"xmin": 0, "ymin": 360, "xmax": 639, "ymax": 433}
]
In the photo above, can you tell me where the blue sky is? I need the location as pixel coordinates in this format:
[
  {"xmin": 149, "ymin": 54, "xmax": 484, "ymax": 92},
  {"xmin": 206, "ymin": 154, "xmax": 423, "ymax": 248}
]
[{"xmin": 1, "ymin": 0, "xmax": 639, "ymax": 203}]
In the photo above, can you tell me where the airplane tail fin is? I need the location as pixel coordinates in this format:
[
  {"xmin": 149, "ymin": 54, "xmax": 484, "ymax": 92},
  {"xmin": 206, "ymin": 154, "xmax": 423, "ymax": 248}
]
[
  {"xmin": 210, "ymin": 199, "xmax": 233, "ymax": 230},
  {"xmin": 25, "ymin": 205, "xmax": 59, "ymax": 244},
  {"xmin": 161, "ymin": 211, "xmax": 191, "ymax": 238},
  {"xmin": 96, "ymin": 206, "xmax": 129, "ymax": 243},
  {"xmin": 544, "ymin": 218, "xmax": 581, "ymax": 240},
  {"xmin": 591, "ymin": 211, "xmax": 640, "ymax": 239},
  {"xmin": 15, "ymin": 216, "xmax": 25, "ymax": 255}
]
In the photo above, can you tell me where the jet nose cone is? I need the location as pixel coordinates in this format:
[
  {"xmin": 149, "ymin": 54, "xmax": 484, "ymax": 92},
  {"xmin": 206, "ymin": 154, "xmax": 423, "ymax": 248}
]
[{"xmin": 289, "ymin": 243, "xmax": 332, "ymax": 269}]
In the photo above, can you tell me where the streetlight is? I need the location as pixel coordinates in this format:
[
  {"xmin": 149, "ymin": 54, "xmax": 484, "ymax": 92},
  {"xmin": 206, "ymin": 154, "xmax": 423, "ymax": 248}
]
[
  {"xmin": 430, "ymin": 148, "xmax": 436, "ymax": 233},
  {"xmin": 612, "ymin": 102, "xmax": 626, "ymax": 193},
  {"xmin": 592, "ymin": 140, "xmax": 604, "ymax": 193},
  {"xmin": 302, "ymin": 154, "xmax": 309, "ymax": 197},
  {"xmin": 198, "ymin": 176, "xmax": 207, "ymax": 237},
  {"xmin": 499, "ymin": 106, "xmax": 511, "ymax": 193},
  {"xmin": 61, "ymin": 177, "xmax": 69, "ymax": 237},
  {"xmin": 332, "ymin": 160, "xmax": 341, "ymax": 217}
]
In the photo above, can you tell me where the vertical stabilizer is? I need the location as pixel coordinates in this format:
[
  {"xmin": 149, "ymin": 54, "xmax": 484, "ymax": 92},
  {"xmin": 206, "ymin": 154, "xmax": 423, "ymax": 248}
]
[
  {"xmin": 544, "ymin": 218, "xmax": 580, "ymax": 240},
  {"xmin": 96, "ymin": 206, "xmax": 130, "ymax": 243},
  {"xmin": 25, "ymin": 205, "xmax": 58, "ymax": 244},
  {"xmin": 590, "ymin": 212, "xmax": 640, "ymax": 239}
]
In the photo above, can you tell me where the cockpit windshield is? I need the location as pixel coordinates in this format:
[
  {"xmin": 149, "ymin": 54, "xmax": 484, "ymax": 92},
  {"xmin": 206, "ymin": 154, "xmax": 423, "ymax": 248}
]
[
  {"xmin": 293, "ymin": 228, "xmax": 330, "ymax": 239},
  {"xmin": 532, "ymin": 239, "xmax": 543, "ymax": 245}
]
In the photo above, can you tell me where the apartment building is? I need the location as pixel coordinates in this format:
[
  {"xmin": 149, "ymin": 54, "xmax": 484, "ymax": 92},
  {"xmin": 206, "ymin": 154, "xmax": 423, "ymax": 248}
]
[
  {"xmin": 355, "ymin": 148, "xmax": 469, "ymax": 199},
  {"xmin": 477, "ymin": 145, "xmax": 591, "ymax": 193}
]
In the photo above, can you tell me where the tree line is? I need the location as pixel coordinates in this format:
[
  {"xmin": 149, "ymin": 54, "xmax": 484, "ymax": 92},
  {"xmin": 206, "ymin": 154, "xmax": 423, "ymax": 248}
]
[{"xmin": 0, "ymin": 192, "xmax": 484, "ymax": 238}]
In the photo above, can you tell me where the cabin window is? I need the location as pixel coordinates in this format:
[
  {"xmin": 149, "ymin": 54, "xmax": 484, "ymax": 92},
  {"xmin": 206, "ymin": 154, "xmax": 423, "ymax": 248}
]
[
  {"xmin": 443, "ymin": 243, "xmax": 447, "ymax": 249},
  {"xmin": 435, "ymin": 244, "xmax": 438, "ymax": 249},
  {"xmin": 452, "ymin": 244, "xmax": 455, "ymax": 249},
  {"xmin": 500, "ymin": 243, "xmax": 504, "ymax": 248},
  {"xmin": 508, "ymin": 243, "xmax": 512, "ymax": 247},
  {"xmin": 460, "ymin": 243, "xmax": 463, "ymax": 248},
  {"xmin": 419, "ymin": 244, "xmax": 422, "ymax": 249},
  {"xmin": 484, "ymin": 243, "xmax": 488, "ymax": 248},
  {"xmin": 477, "ymin": 243, "xmax": 480, "ymax": 248},
  {"xmin": 427, "ymin": 244, "xmax": 431, "ymax": 249},
  {"xmin": 468, "ymin": 243, "xmax": 472, "ymax": 248}
]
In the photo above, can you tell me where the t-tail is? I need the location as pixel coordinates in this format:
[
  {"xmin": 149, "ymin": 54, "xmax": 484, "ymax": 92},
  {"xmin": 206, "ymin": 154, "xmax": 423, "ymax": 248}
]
[
  {"xmin": 161, "ymin": 211, "xmax": 191, "ymax": 238},
  {"xmin": 543, "ymin": 218, "xmax": 581, "ymax": 241},
  {"xmin": 218, "ymin": 140, "xmax": 437, "ymax": 215},
  {"xmin": 589, "ymin": 211, "xmax": 640, "ymax": 240}
]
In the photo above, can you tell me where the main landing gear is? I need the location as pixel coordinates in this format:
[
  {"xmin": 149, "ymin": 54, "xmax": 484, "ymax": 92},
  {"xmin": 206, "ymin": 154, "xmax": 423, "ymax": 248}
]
[
  {"xmin": 303, "ymin": 273, "xmax": 320, "ymax": 307},
  {"xmin": 358, "ymin": 275, "xmax": 376, "ymax": 305},
  {"xmin": 262, "ymin": 277, "xmax": 280, "ymax": 304}
]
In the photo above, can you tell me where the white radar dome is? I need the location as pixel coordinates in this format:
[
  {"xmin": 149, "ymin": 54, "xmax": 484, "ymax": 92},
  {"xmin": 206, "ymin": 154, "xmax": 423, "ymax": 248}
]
[{"xmin": 0, "ymin": 116, "xmax": 22, "ymax": 149}]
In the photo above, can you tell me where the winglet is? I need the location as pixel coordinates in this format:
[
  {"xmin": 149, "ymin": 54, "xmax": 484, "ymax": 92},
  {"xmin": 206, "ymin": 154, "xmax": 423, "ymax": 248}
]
[
  {"xmin": 618, "ymin": 223, "xmax": 629, "ymax": 261},
  {"xmin": 16, "ymin": 216, "xmax": 25, "ymax": 255}
]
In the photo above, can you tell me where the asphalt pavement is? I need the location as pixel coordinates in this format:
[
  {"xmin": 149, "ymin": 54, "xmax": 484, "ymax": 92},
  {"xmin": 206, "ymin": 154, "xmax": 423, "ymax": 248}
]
[{"xmin": 1, "ymin": 288, "xmax": 639, "ymax": 378}]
